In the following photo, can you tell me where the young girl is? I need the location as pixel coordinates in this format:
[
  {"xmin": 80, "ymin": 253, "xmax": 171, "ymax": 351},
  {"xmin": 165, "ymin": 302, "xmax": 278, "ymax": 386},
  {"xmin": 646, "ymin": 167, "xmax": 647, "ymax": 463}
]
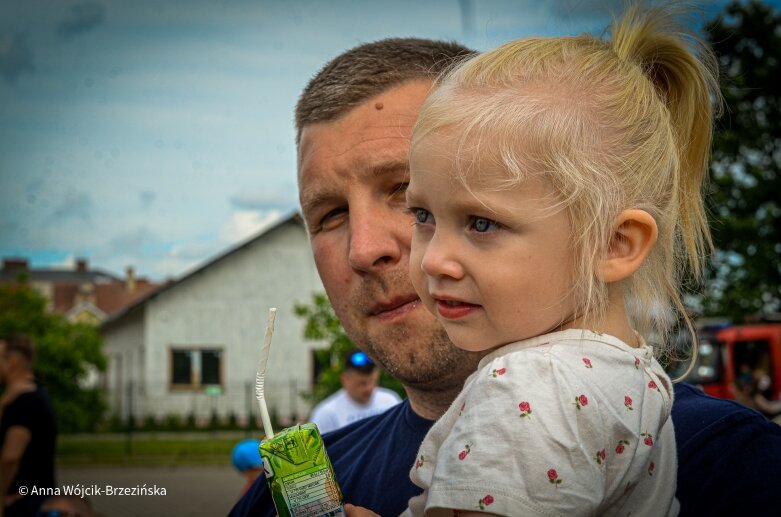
[{"xmin": 385, "ymin": 4, "xmax": 717, "ymax": 517}]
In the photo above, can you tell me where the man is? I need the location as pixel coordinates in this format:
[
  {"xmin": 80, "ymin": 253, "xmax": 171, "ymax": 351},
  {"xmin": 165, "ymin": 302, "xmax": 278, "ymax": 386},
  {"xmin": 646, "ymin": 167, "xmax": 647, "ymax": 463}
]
[
  {"xmin": 310, "ymin": 351, "xmax": 401, "ymax": 434},
  {"xmin": 1, "ymin": 334, "xmax": 57, "ymax": 517},
  {"xmin": 230, "ymin": 38, "xmax": 781, "ymax": 516},
  {"xmin": 231, "ymin": 438, "xmax": 263, "ymax": 498}
]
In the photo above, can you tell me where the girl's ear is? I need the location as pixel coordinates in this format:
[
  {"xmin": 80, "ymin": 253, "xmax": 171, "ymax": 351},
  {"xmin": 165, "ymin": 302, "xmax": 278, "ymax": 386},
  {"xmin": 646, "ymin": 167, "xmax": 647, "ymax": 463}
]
[{"xmin": 597, "ymin": 209, "xmax": 658, "ymax": 283}]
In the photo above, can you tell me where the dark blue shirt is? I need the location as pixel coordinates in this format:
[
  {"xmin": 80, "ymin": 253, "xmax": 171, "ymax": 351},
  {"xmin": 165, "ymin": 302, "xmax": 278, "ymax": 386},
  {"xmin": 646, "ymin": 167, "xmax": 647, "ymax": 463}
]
[
  {"xmin": 672, "ymin": 382, "xmax": 781, "ymax": 516},
  {"xmin": 229, "ymin": 399, "xmax": 431, "ymax": 517},
  {"xmin": 230, "ymin": 383, "xmax": 781, "ymax": 516}
]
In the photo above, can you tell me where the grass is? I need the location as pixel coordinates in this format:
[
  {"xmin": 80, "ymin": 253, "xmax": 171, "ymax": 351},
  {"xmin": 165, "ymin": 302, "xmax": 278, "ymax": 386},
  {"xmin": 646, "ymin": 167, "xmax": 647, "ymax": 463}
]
[{"xmin": 57, "ymin": 435, "xmax": 243, "ymax": 466}]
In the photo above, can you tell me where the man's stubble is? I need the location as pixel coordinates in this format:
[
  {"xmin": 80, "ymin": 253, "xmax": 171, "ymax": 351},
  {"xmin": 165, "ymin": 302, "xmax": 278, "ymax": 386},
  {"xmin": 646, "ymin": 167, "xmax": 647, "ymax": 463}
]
[{"xmin": 338, "ymin": 267, "xmax": 483, "ymax": 395}]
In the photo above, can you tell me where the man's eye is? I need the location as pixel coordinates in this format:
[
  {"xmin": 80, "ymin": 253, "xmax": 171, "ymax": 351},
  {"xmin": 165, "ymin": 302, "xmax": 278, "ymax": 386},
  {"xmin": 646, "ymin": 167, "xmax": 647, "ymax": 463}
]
[
  {"xmin": 392, "ymin": 182, "xmax": 409, "ymax": 196},
  {"xmin": 319, "ymin": 207, "xmax": 347, "ymax": 229},
  {"xmin": 471, "ymin": 216, "xmax": 498, "ymax": 233}
]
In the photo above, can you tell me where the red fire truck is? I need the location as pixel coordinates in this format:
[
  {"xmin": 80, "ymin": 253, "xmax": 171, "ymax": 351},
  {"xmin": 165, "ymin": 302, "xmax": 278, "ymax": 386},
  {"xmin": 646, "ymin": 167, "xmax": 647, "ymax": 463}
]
[{"xmin": 677, "ymin": 323, "xmax": 781, "ymax": 402}]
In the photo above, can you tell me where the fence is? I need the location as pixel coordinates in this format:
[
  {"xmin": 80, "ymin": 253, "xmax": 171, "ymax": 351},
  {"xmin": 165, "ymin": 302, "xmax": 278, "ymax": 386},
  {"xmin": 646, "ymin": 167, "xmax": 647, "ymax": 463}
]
[{"xmin": 106, "ymin": 379, "xmax": 314, "ymax": 432}]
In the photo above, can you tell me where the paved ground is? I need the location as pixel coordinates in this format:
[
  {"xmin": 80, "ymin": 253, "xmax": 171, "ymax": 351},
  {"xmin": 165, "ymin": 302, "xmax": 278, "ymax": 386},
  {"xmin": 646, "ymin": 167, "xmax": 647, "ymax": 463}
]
[{"xmin": 58, "ymin": 465, "xmax": 244, "ymax": 517}]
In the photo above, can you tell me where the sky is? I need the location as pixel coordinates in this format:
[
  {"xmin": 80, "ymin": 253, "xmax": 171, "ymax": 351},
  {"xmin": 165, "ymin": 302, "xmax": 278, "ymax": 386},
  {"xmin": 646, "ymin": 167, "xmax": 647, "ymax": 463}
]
[{"xmin": 0, "ymin": 0, "xmax": 760, "ymax": 281}]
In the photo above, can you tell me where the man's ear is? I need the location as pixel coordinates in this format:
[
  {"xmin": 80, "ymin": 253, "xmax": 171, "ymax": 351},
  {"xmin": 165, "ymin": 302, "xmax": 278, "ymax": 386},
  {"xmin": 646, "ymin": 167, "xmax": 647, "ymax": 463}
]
[{"xmin": 597, "ymin": 209, "xmax": 658, "ymax": 283}]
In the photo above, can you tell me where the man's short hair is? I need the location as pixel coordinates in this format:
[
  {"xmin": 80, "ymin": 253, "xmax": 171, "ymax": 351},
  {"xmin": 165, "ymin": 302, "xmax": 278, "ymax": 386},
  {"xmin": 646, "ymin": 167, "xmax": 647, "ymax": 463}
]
[
  {"xmin": 1, "ymin": 334, "xmax": 35, "ymax": 363},
  {"xmin": 295, "ymin": 37, "xmax": 476, "ymax": 143},
  {"xmin": 343, "ymin": 350, "xmax": 376, "ymax": 375}
]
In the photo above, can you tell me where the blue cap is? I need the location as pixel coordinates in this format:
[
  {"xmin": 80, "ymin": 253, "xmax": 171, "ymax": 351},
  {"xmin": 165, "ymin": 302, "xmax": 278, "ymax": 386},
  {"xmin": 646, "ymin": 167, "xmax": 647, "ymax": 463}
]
[
  {"xmin": 231, "ymin": 438, "xmax": 262, "ymax": 472},
  {"xmin": 344, "ymin": 350, "xmax": 375, "ymax": 373},
  {"xmin": 349, "ymin": 351, "xmax": 372, "ymax": 367}
]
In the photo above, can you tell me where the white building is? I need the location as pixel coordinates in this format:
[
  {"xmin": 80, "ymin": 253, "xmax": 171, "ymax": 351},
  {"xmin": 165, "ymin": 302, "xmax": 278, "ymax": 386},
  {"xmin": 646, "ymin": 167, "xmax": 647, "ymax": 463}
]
[{"xmin": 101, "ymin": 213, "xmax": 326, "ymax": 425}]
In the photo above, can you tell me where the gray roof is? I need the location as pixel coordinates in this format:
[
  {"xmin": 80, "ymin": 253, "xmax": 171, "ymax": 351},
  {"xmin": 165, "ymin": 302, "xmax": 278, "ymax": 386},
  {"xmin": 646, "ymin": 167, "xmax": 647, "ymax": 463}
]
[
  {"xmin": 0, "ymin": 268, "xmax": 120, "ymax": 284},
  {"xmin": 101, "ymin": 211, "xmax": 304, "ymax": 329}
]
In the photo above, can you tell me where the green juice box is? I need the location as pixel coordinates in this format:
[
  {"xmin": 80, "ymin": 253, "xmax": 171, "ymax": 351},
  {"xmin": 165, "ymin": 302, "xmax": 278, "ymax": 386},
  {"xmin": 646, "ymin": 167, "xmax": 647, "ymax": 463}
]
[{"xmin": 259, "ymin": 422, "xmax": 345, "ymax": 517}]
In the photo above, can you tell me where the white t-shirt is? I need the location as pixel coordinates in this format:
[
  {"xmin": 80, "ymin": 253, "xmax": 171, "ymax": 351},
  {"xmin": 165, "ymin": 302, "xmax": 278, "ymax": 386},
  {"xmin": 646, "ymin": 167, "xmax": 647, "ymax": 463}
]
[
  {"xmin": 404, "ymin": 329, "xmax": 678, "ymax": 517},
  {"xmin": 310, "ymin": 386, "xmax": 402, "ymax": 434}
]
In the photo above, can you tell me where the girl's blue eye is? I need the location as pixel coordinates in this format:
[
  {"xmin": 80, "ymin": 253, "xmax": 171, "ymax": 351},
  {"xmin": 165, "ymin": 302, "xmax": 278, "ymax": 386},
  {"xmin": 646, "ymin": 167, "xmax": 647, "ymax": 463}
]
[
  {"xmin": 473, "ymin": 217, "xmax": 497, "ymax": 233},
  {"xmin": 415, "ymin": 209, "xmax": 433, "ymax": 224}
]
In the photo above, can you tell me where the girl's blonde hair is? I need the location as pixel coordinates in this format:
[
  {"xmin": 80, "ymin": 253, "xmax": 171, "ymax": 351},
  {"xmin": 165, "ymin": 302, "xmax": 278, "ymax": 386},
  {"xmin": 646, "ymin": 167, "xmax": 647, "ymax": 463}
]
[{"xmin": 411, "ymin": 3, "xmax": 721, "ymax": 361}]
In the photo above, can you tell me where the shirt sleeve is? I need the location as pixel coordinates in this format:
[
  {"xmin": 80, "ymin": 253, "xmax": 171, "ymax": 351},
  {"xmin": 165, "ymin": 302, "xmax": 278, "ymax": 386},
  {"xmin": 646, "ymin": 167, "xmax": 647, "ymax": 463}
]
[
  {"xmin": 310, "ymin": 403, "xmax": 337, "ymax": 435},
  {"xmin": 3, "ymin": 394, "xmax": 36, "ymax": 431},
  {"xmin": 424, "ymin": 351, "xmax": 609, "ymax": 516}
]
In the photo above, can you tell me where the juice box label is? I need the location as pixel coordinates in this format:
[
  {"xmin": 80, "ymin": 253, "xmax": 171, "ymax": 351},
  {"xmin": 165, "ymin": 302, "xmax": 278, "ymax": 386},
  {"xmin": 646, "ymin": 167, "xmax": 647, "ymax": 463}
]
[
  {"xmin": 260, "ymin": 423, "xmax": 344, "ymax": 517},
  {"xmin": 282, "ymin": 465, "xmax": 341, "ymax": 516}
]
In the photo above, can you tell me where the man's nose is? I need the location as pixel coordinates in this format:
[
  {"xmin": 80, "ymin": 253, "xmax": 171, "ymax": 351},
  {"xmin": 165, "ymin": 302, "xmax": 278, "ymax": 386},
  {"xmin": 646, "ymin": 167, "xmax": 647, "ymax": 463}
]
[{"xmin": 348, "ymin": 204, "xmax": 404, "ymax": 273}]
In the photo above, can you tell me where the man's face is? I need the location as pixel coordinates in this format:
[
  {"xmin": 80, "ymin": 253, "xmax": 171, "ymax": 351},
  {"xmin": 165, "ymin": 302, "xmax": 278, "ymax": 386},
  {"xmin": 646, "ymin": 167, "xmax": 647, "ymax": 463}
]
[
  {"xmin": 341, "ymin": 369, "xmax": 378, "ymax": 405},
  {"xmin": 298, "ymin": 81, "xmax": 482, "ymax": 391}
]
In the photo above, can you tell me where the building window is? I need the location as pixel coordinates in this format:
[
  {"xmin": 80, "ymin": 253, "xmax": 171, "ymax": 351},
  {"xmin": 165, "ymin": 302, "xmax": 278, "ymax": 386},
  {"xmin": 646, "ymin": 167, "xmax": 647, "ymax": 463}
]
[
  {"xmin": 169, "ymin": 347, "xmax": 223, "ymax": 390},
  {"xmin": 172, "ymin": 351, "xmax": 193, "ymax": 385},
  {"xmin": 201, "ymin": 350, "xmax": 221, "ymax": 385}
]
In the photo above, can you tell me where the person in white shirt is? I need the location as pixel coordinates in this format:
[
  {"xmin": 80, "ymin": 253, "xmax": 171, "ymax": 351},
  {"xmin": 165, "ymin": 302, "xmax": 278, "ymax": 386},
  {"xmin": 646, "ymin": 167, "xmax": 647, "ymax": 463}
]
[{"xmin": 310, "ymin": 351, "xmax": 402, "ymax": 434}]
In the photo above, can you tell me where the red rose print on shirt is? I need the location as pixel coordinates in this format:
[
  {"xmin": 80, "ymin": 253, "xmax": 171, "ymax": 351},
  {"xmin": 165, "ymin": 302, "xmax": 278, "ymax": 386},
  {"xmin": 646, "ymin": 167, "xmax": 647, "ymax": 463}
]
[
  {"xmin": 634, "ymin": 357, "xmax": 640, "ymax": 369},
  {"xmin": 415, "ymin": 455, "xmax": 424, "ymax": 470},
  {"xmin": 459, "ymin": 401, "xmax": 465, "ymax": 416},
  {"xmin": 574, "ymin": 394, "xmax": 588, "ymax": 410},
  {"xmin": 582, "ymin": 357, "xmax": 593, "ymax": 368},
  {"xmin": 648, "ymin": 380, "xmax": 660, "ymax": 392},
  {"xmin": 624, "ymin": 395, "xmax": 633, "ymax": 410},
  {"xmin": 519, "ymin": 401, "xmax": 532, "ymax": 418},
  {"xmin": 594, "ymin": 448, "xmax": 606, "ymax": 465},
  {"xmin": 458, "ymin": 444, "xmax": 471, "ymax": 461},
  {"xmin": 478, "ymin": 495, "xmax": 494, "ymax": 510},
  {"xmin": 641, "ymin": 432, "xmax": 654, "ymax": 446},
  {"xmin": 491, "ymin": 368, "xmax": 506, "ymax": 378},
  {"xmin": 648, "ymin": 461, "xmax": 655, "ymax": 476},
  {"xmin": 547, "ymin": 468, "xmax": 562, "ymax": 486},
  {"xmin": 615, "ymin": 439, "xmax": 629, "ymax": 454}
]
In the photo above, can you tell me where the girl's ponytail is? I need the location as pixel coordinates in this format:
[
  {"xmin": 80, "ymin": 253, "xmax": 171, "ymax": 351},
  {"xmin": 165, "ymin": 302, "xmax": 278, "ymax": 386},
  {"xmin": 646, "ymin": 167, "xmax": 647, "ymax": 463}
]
[{"xmin": 611, "ymin": 4, "xmax": 721, "ymax": 280}]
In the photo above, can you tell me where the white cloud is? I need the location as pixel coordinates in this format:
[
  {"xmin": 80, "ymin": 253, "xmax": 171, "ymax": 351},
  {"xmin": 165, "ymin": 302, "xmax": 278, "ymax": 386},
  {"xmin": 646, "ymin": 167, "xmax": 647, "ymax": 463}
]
[
  {"xmin": 219, "ymin": 209, "xmax": 282, "ymax": 245},
  {"xmin": 50, "ymin": 254, "xmax": 76, "ymax": 269}
]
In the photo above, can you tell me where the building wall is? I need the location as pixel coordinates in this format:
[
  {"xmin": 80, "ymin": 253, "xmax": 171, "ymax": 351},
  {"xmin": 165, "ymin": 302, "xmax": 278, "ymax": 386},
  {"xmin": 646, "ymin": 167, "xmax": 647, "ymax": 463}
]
[
  {"xmin": 30, "ymin": 281, "xmax": 54, "ymax": 312},
  {"xmin": 106, "ymin": 220, "xmax": 326, "ymax": 423},
  {"xmin": 103, "ymin": 308, "xmax": 145, "ymax": 417}
]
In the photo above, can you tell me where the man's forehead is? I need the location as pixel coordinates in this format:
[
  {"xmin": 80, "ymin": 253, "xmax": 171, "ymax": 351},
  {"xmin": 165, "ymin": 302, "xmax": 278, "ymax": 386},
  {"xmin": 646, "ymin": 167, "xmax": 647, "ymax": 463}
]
[
  {"xmin": 298, "ymin": 115, "xmax": 415, "ymax": 172},
  {"xmin": 297, "ymin": 81, "xmax": 432, "ymax": 172},
  {"xmin": 297, "ymin": 122, "xmax": 412, "ymax": 211},
  {"xmin": 344, "ymin": 369, "xmax": 375, "ymax": 378}
]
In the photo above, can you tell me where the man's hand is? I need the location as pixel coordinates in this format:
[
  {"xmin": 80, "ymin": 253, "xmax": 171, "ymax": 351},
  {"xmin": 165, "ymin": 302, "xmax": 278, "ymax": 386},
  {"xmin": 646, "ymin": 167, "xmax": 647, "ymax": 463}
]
[{"xmin": 344, "ymin": 503, "xmax": 381, "ymax": 517}]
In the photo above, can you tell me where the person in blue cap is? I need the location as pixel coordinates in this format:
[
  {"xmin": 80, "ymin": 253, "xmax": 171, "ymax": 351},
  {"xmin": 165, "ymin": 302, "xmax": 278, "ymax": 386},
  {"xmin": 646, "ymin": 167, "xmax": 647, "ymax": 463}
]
[
  {"xmin": 231, "ymin": 439, "xmax": 263, "ymax": 498},
  {"xmin": 310, "ymin": 350, "xmax": 401, "ymax": 434}
]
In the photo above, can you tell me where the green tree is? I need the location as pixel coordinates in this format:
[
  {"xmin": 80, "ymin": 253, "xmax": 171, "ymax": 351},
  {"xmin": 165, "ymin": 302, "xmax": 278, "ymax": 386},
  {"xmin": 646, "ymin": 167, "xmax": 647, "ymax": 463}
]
[
  {"xmin": 0, "ymin": 280, "xmax": 107, "ymax": 432},
  {"xmin": 701, "ymin": 1, "xmax": 781, "ymax": 321},
  {"xmin": 294, "ymin": 293, "xmax": 404, "ymax": 404}
]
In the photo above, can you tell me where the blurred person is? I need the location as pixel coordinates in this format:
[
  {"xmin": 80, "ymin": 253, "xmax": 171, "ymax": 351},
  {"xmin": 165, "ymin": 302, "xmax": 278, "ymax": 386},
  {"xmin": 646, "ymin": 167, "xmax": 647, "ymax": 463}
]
[
  {"xmin": 231, "ymin": 34, "xmax": 781, "ymax": 517},
  {"xmin": 231, "ymin": 439, "xmax": 263, "ymax": 498},
  {"xmin": 0, "ymin": 334, "xmax": 56, "ymax": 517},
  {"xmin": 736, "ymin": 369, "xmax": 781, "ymax": 423},
  {"xmin": 36, "ymin": 495, "xmax": 93, "ymax": 517},
  {"xmin": 310, "ymin": 351, "xmax": 401, "ymax": 434}
]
